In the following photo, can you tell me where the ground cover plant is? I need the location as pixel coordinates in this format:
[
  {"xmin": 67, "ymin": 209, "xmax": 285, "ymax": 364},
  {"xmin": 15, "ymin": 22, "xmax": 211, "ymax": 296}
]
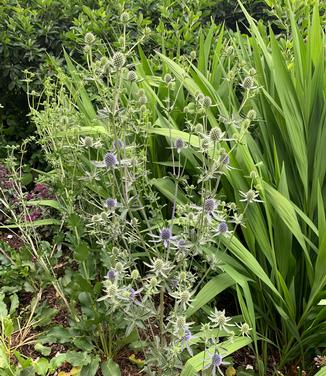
[{"xmin": 0, "ymin": 0, "xmax": 325, "ymax": 375}]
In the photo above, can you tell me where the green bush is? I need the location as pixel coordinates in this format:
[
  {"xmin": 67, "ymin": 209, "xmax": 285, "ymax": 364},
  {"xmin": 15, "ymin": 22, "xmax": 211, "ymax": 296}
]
[{"xmin": 0, "ymin": 0, "xmax": 274, "ymax": 164}]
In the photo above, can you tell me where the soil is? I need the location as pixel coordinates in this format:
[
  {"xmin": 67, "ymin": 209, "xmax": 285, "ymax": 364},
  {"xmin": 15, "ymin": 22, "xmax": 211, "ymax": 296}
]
[
  {"xmin": 0, "ymin": 231, "xmax": 24, "ymax": 249},
  {"xmin": 115, "ymin": 348, "xmax": 144, "ymax": 376}
]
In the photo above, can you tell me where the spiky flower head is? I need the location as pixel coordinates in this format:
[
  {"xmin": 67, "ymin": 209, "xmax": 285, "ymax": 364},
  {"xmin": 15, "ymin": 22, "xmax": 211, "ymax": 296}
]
[
  {"xmin": 130, "ymin": 269, "xmax": 140, "ymax": 280},
  {"xmin": 204, "ymin": 198, "xmax": 217, "ymax": 213},
  {"xmin": 217, "ymin": 221, "xmax": 228, "ymax": 235},
  {"xmin": 106, "ymin": 269, "xmax": 116, "ymax": 281},
  {"xmin": 211, "ymin": 353, "xmax": 223, "ymax": 367},
  {"xmin": 149, "ymin": 276, "xmax": 158, "ymax": 288},
  {"xmin": 247, "ymin": 109, "xmax": 257, "ymax": 121},
  {"xmin": 160, "ymin": 227, "xmax": 172, "ymax": 241},
  {"xmin": 100, "ymin": 212, "xmax": 108, "ymax": 221},
  {"xmin": 180, "ymin": 290, "xmax": 191, "ymax": 305},
  {"xmin": 209, "ymin": 127, "xmax": 223, "ymax": 142},
  {"xmin": 209, "ymin": 308, "xmax": 234, "ymax": 331},
  {"xmin": 120, "ymin": 11, "xmax": 130, "ymax": 23},
  {"xmin": 112, "ymin": 139, "xmax": 124, "ymax": 150},
  {"xmin": 202, "ymin": 96, "xmax": 212, "ymax": 108},
  {"xmin": 103, "ymin": 280, "xmax": 118, "ymax": 298},
  {"xmin": 112, "ymin": 52, "xmax": 126, "ymax": 69},
  {"xmin": 127, "ymin": 70, "xmax": 137, "ymax": 82},
  {"xmin": 154, "ymin": 258, "xmax": 164, "ymax": 271},
  {"xmin": 175, "ymin": 316, "xmax": 187, "ymax": 330},
  {"xmin": 83, "ymin": 136, "xmax": 94, "ymax": 148},
  {"xmin": 105, "ymin": 198, "xmax": 117, "ymax": 210},
  {"xmin": 225, "ymin": 45, "xmax": 234, "ymax": 56},
  {"xmin": 164, "ymin": 73, "xmax": 173, "ymax": 84},
  {"xmin": 242, "ymin": 76, "xmax": 255, "ymax": 90},
  {"xmin": 115, "ymin": 262, "xmax": 124, "ymax": 273},
  {"xmin": 190, "ymin": 50, "xmax": 197, "ymax": 59},
  {"xmin": 240, "ymin": 189, "xmax": 262, "ymax": 203},
  {"xmin": 196, "ymin": 92, "xmax": 205, "ymax": 104},
  {"xmin": 84, "ymin": 32, "xmax": 96, "ymax": 45},
  {"xmin": 104, "ymin": 152, "xmax": 118, "ymax": 167},
  {"xmin": 175, "ymin": 138, "xmax": 185, "ymax": 153},
  {"xmin": 238, "ymin": 322, "xmax": 252, "ymax": 337},
  {"xmin": 195, "ymin": 123, "xmax": 204, "ymax": 134},
  {"xmin": 138, "ymin": 95, "xmax": 148, "ymax": 105}
]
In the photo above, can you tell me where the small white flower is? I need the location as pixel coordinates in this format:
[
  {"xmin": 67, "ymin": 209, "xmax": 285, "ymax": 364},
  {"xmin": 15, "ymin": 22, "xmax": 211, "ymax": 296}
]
[
  {"xmin": 236, "ymin": 322, "xmax": 252, "ymax": 337},
  {"xmin": 239, "ymin": 189, "xmax": 263, "ymax": 203},
  {"xmin": 208, "ymin": 308, "xmax": 234, "ymax": 332}
]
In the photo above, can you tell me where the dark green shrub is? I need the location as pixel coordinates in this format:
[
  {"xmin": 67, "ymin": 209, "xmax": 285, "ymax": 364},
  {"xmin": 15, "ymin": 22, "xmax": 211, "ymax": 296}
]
[{"xmin": 0, "ymin": 0, "xmax": 272, "ymax": 164}]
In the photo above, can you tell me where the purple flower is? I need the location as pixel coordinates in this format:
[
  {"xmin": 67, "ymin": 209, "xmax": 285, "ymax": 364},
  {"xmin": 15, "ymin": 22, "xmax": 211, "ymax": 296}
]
[
  {"xmin": 150, "ymin": 227, "xmax": 178, "ymax": 248},
  {"xmin": 204, "ymin": 352, "xmax": 230, "ymax": 376},
  {"xmin": 106, "ymin": 269, "xmax": 116, "ymax": 281},
  {"xmin": 181, "ymin": 328, "xmax": 194, "ymax": 356},
  {"xmin": 104, "ymin": 152, "xmax": 118, "ymax": 168},
  {"xmin": 105, "ymin": 198, "xmax": 117, "ymax": 210},
  {"xmin": 217, "ymin": 221, "xmax": 228, "ymax": 235}
]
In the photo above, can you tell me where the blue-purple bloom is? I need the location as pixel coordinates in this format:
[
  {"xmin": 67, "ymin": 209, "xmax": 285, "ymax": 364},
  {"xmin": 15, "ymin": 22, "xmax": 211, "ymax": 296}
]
[
  {"xmin": 104, "ymin": 152, "xmax": 118, "ymax": 167},
  {"xmin": 105, "ymin": 269, "xmax": 116, "ymax": 281},
  {"xmin": 204, "ymin": 352, "xmax": 230, "ymax": 376},
  {"xmin": 217, "ymin": 221, "xmax": 228, "ymax": 235},
  {"xmin": 150, "ymin": 227, "xmax": 177, "ymax": 248},
  {"xmin": 112, "ymin": 139, "xmax": 124, "ymax": 150},
  {"xmin": 181, "ymin": 328, "xmax": 194, "ymax": 356},
  {"xmin": 105, "ymin": 198, "xmax": 117, "ymax": 210}
]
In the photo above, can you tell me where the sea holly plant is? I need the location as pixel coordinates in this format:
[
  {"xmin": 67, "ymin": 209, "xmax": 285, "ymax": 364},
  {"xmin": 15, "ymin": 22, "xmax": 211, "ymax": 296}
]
[{"xmin": 22, "ymin": 26, "xmax": 257, "ymax": 375}]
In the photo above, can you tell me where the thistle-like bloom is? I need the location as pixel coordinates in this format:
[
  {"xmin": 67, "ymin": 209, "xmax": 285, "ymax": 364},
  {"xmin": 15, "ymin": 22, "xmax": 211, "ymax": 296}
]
[
  {"xmin": 150, "ymin": 227, "xmax": 177, "ymax": 248},
  {"xmin": 105, "ymin": 198, "xmax": 117, "ymax": 210},
  {"xmin": 204, "ymin": 198, "xmax": 217, "ymax": 213},
  {"xmin": 192, "ymin": 198, "xmax": 222, "ymax": 222},
  {"xmin": 236, "ymin": 322, "xmax": 252, "ymax": 337},
  {"xmin": 204, "ymin": 352, "xmax": 230, "ymax": 376},
  {"xmin": 97, "ymin": 280, "xmax": 119, "ymax": 302},
  {"xmin": 112, "ymin": 139, "xmax": 124, "ymax": 150},
  {"xmin": 92, "ymin": 151, "xmax": 131, "ymax": 168},
  {"xmin": 171, "ymin": 289, "xmax": 195, "ymax": 310},
  {"xmin": 239, "ymin": 189, "xmax": 263, "ymax": 203},
  {"xmin": 241, "ymin": 76, "xmax": 257, "ymax": 91},
  {"xmin": 180, "ymin": 328, "xmax": 194, "ymax": 356},
  {"xmin": 104, "ymin": 152, "xmax": 118, "ymax": 167},
  {"xmin": 215, "ymin": 221, "xmax": 230, "ymax": 236},
  {"xmin": 175, "ymin": 138, "xmax": 185, "ymax": 153},
  {"xmin": 144, "ymin": 258, "xmax": 173, "ymax": 279},
  {"xmin": 112, "ymin": 52, "xmax": 126, "ymax": 69},
  {"xmin": 80, "ymin": 136, "xmax": 102, "ymax": 149},
  {"xmin": 105, "ymin": 269, "xmax": 117, "ymax": 281},
  {"xmin": 208, "ymin": 308, "xmax": 234, "ymax": 332}
]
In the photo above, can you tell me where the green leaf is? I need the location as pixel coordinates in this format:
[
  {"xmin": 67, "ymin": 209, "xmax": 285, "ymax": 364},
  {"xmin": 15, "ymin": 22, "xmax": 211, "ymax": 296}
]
[
  {"xmin": 0, "ymin": 219, "xmax": 61, "ymax": 229},
  {"xmin": 19, "ymin": 367, "xmax": 36, "ymax": 376},
  {"xmin": 26, "ymin": 200, "xmax": 62, "ymax": 211},
  {"xmin": 186, "ymin": 273, "xmax": 234, "ymax": 317},
  {"xmin": 3, "ymin": 318, "xmax": 14, "ymax": 338},
  {"xmin": 74, "ymin": 241, "xmax": 89, "ymax": 262},
  {"xmin": 34, "ymin": 343, "xmax": 51, "ymax": 356},
  {"xmin": 34, "ymin": 358, "xmax": 49, "ymax": 375},
  {"xmin": 0, "ymin": 300, "xmax": 8, "ymax": 319},
  {"xmin": 80, "ymin": 356, "xmax": 100, "ymax": 376},
  {"xmin": 101, "ymin": 359, "xmax": 121, "ymax": 376},
  {"xmin": 181, "ymin": 336, "xmax": 252, "ymax": 376}
]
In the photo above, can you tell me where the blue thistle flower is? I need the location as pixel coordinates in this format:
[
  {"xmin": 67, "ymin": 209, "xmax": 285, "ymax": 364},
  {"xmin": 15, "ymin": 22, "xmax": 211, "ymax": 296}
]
[
  {"xmin": 217, "ymin": 221, "xmax": 228, "ymax": 235},
  {"xmin": 104, "ymin": 152, "xmax": 118, "ymax": 168},
  {"xmin": 105, "ymin": 198, "xmax": 117, "ymax": 210}
]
